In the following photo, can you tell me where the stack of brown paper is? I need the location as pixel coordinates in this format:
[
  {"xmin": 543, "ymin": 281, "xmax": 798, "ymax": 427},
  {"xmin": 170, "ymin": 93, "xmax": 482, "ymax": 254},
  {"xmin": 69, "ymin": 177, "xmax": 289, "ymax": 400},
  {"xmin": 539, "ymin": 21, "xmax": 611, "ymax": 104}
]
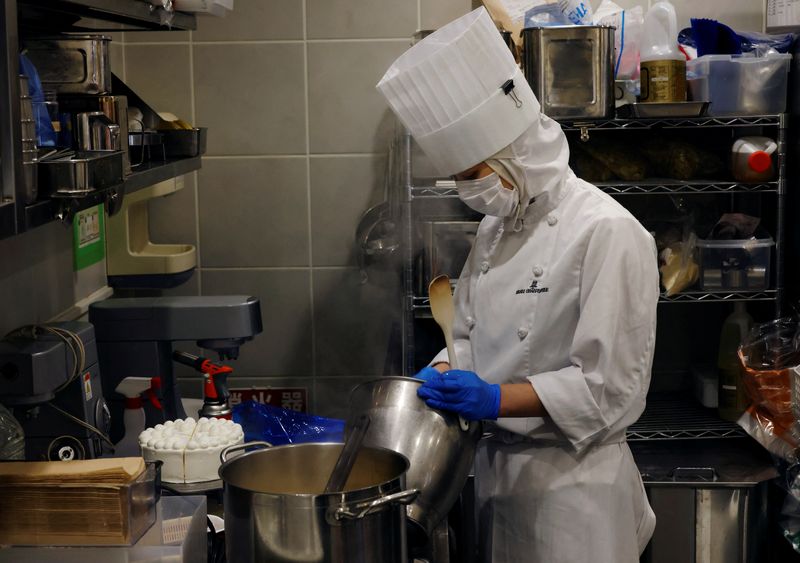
[{"xmin": 0, "ymin": 458, "xmax": 156, "ymax": 545}]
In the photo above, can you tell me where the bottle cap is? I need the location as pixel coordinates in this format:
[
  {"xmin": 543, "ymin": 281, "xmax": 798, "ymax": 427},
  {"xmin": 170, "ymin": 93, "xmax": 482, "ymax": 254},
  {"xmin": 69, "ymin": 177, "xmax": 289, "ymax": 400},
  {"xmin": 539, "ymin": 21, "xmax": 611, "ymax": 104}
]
[{"xmin": 748, "ymin": 150, "xmax": 772, "ymax": 173}]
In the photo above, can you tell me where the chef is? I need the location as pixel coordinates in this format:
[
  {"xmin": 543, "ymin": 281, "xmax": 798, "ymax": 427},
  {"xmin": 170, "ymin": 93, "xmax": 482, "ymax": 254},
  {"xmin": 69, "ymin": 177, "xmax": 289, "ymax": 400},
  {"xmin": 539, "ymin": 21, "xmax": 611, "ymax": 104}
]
[{"xmin": 376, "ymin": 8, "xmax": 659, "ymax": 563}]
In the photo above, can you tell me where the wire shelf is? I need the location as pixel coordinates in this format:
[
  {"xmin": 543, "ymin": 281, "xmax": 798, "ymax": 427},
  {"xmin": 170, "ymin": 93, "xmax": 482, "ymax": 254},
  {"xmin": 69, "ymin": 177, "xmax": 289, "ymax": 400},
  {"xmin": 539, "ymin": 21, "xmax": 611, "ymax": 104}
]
[
  {"xmin": 597, "ymin": 180, "xmax": 778, "ymax": 195},
  {"xmin": 410, "ymin": 181, "xmax": 778, "ymax": 200},
  {"xmin": 627, "ymin": 393, "xmax": 747, "ymax": 441},
  {"xmin": 659, "ymin": 290, "xmax": 778, "ymax": 303},
  {"xmin": 414, "ymin": 291, "xmax": 778, "ymax": 309},
  {"xmin": 411, "ymin": 185, "xmax": 459, "ymax": 199},
  {"xmin": 560, "ymin": 114, "xmax": 783, "ymax": 131}
]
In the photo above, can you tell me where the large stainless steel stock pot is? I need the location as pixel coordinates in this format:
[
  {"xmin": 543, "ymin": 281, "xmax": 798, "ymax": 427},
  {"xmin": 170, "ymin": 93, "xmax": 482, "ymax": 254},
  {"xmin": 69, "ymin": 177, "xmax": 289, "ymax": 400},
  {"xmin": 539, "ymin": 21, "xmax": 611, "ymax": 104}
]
[{"xmin": 219, "ymin": 441, "xmax": 418, "ymax": 563}]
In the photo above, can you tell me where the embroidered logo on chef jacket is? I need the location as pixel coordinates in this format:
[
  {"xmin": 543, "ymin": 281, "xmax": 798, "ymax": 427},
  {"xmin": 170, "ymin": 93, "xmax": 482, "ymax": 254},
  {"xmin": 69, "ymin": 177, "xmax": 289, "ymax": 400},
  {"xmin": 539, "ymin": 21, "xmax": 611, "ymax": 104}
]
[{"xmin": 515, "ymin": 279, "xmax": 549, "ymax": 295}]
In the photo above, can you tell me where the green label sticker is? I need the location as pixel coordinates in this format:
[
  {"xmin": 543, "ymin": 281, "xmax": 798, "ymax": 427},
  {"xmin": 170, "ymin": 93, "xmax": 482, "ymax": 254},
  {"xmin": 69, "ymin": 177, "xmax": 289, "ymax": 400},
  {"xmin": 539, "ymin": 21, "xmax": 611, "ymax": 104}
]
[{"xmin": 73, "ymin": 205, "xmax": 105, "ymax": 271}]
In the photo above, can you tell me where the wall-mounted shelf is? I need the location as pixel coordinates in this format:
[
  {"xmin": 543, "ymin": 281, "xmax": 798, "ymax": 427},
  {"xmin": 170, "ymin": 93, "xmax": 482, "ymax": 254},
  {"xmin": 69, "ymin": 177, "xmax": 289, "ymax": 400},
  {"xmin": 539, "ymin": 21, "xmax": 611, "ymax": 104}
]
[
  {"xmin": 24, "ymin": 155, "xmax": 201, "ymax": 230},
  {"xmin": 17, "ymin": 0, "xmax": 197, "ymax": 32},
  {"xmin": 627, "ymin": 393, "xmax": 747, "ymax": 441},
  {"xmin": 124, "ymin": 156, "xmax": 201, "ymax": 195}
]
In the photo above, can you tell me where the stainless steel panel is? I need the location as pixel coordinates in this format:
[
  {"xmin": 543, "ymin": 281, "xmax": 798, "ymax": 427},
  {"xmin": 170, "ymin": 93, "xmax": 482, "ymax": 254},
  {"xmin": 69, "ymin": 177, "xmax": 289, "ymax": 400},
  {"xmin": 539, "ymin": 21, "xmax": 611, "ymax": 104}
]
[
  {"xmin": 645, "ymin": 483, "xmax": 768, "ymax": 563},
  {"xmin": 23, "ymin": 35, "xmax": 111, "ymax": 95},
  {"xmin": 522, "ymin": 25, "xmax": 615, "ymax": 119},
  {"xmin": 422, "ymin": 221, "xmax": 479, "ymax": 292}
]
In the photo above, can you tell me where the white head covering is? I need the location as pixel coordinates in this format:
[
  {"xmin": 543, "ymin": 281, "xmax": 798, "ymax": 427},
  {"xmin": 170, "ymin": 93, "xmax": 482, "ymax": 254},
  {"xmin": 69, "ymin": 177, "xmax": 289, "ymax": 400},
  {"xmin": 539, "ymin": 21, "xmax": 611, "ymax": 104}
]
[
  {"xmin": 486, "ymin": 113, "xmax": 572, "ymax": 229},
  {"xmin": 376, "ymin": 7, "xmax": 539, "ymax": 176}
]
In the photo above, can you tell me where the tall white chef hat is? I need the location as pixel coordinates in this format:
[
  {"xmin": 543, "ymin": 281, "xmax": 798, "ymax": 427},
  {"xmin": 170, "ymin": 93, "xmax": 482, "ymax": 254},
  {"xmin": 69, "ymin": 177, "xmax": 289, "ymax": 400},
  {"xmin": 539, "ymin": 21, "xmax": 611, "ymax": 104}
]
[{"xmin": 376, "ymin": 7, "xmax": 540, "ymax": 177}]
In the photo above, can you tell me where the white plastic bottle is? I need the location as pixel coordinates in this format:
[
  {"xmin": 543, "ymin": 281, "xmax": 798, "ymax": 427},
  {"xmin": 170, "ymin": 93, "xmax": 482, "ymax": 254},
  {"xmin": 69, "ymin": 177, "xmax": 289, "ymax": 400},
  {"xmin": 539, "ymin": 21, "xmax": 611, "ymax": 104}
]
[
  {"xmin": 732, "ymin": 136, "xmax": 777, "ymax": 183},
  {"xmin": 640, "ymin": 1, "xmax": 686, "ymax": 103},
  {"xmin": 114, "ymin": 377, "xmax": 152, "ymax": 457}
]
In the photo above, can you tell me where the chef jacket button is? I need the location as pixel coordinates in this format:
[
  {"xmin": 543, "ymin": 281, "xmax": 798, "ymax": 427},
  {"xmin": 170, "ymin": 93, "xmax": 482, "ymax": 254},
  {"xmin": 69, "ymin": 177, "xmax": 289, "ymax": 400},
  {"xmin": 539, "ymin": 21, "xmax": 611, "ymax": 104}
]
[
  {"xmin": 517, "ymin": 327, "xmax": 528, "ymax": 339},
  {"xmin": 480, "ymin": 261, "xmax": 490, "ymax": 273},
  {"xmin": 466, "ymin": 316, "xmax": 476, "ymax": 328},
  {"xmin": 547, "ymin": 214, "xmax": 558, "ymax": 226},
  {"xmin": 532, "ymin": 266, "xmax": 544, "ymax": 277}
]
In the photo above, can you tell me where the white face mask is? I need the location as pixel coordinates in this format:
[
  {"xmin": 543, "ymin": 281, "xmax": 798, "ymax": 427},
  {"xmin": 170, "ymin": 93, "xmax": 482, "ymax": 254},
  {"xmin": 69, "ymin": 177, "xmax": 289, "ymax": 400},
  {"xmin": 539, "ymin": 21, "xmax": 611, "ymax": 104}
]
[{"xmin": 455, "ymin": 172, "xmax": 518, "ymax": 217}]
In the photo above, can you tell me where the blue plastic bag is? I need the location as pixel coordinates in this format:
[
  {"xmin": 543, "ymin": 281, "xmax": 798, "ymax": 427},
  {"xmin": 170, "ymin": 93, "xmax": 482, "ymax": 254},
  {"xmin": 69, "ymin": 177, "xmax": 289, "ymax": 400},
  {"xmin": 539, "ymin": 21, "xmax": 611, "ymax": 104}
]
[
  {"xmin": 233, "ymin": 401, "xmax": 345, "ymax": 446},
  {"xmin": 19, "ymin": 53, "xmax": 57, "ymax": 147}
]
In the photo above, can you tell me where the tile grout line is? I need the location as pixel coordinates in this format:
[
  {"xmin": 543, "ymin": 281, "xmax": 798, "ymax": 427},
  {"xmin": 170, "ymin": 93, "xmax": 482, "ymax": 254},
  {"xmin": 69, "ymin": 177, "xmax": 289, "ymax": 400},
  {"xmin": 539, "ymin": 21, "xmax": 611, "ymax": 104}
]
[
  {"xmin": 303, "ymin": 0, "xmax": 317, "ymax": 383},
  {"xmin": 189, "ymin": 29, "xmax": 203, "ymax": 296}
]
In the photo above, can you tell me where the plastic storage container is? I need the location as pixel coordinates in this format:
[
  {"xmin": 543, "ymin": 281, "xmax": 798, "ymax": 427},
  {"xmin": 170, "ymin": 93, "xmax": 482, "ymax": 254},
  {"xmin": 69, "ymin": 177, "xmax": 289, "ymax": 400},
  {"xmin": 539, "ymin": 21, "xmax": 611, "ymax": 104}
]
[
  {"xmin": 696, "ymin": 236, "xmax": 774, "ymax": 290},
  {"xmin": 687, "ymin": 53, "xmax": 792, "ymax": 115}
]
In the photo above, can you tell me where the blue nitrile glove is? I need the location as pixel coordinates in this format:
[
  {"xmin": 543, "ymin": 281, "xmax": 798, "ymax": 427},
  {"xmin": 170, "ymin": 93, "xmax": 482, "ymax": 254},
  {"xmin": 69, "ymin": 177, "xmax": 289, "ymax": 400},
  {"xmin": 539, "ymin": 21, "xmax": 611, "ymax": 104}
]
[
  {"xmin": 417, "ymin": 370, "xmax": 501, "ymax": 421},
  {"xmin": 413, "ymin": 366, "xmax": 441, "ymax": 382}
]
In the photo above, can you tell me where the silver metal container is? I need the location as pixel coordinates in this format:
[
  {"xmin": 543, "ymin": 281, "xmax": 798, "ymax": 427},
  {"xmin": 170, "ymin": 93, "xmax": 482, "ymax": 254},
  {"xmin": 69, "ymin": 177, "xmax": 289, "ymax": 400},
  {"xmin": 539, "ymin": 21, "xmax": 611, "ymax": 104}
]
[
  {"xmin": 521, "ymin": 25, "xmax": 615, "ymax": 119},
  {"xmin": 23, "ymin": 35, "xmax": 111, "ymax": 95},
  {"xmin": 634, "ymin": 440, "xmax": 777, "ymax": 563},
  {"xmin": 39, "ymin": 150, "xmax": 124, "ymax": 196},
  {"xmin": 76, "ymin": 111, "xmax": 120, "ymax": 152},
  {"xmin": 219, "ymin": 441, "xmax": 418, "ymax": 563},
  {"xmin": 347, "ymin": 377, "xmax": 482, "ymax": 545}
]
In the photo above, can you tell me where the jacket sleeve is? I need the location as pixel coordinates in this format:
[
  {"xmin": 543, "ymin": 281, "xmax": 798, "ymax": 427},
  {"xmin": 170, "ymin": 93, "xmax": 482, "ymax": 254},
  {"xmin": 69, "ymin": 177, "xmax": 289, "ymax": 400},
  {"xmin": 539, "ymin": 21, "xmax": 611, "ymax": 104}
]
[
  {"xmin": 429, "ymin": 247, "xmax": 475, "ymax": 372},
  {"xmin": 529, "ymin": 216, "xmax": 659, "ymax": 453}
]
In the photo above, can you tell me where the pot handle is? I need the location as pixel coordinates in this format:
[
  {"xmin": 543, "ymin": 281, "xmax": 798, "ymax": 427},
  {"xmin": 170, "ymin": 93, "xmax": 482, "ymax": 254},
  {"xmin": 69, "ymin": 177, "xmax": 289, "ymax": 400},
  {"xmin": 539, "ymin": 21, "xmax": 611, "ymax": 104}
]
[
  {"xmin": 220, "ymin": 440, "xmax": 273, "ymax": 463},
  {"xmin": 333, "ymin": 488, "xmax": 420, "ymax": 521}
]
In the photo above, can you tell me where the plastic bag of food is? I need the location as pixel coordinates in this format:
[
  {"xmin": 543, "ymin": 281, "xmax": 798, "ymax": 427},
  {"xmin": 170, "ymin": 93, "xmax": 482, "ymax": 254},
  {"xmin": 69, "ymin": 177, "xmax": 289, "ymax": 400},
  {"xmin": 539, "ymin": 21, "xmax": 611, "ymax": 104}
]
[
  {"xmin": 738, "ymin": 318, "xmax": 800, "ymax": 463},
  {"xmin": 593, "ymin": 0, "xmax": 645, "ymax": 80},
  {"xmin": 233, "ymin": 401, "xmax": 345, "ymax": 446},
  {"xmin": 659, "ymin": 232, "xmax": 699, "ymax": 296},
  {"xmin": 482, "ymin": 0, "xmax": 549, "ymax": 45}
]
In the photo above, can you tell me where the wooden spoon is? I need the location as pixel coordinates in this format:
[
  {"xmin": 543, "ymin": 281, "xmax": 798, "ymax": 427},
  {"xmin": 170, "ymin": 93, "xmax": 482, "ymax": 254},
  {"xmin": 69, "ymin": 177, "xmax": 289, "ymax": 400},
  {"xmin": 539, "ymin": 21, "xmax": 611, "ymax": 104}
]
[{"xmin": 428, "ymin": 274, "xmax": 470, "ymax": 431}]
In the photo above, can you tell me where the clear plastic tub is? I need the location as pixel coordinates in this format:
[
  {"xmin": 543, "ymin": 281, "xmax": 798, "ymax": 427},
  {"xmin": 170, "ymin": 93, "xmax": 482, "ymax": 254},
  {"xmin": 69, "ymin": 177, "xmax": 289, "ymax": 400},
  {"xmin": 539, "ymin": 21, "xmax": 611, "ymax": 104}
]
[
  {"xmin": 687, "ymin": 53, "xmax": 792, "ymax": 116},
  {"xmin": 696, "ymin": 236, "xmax": 774, "ymax": 290}
]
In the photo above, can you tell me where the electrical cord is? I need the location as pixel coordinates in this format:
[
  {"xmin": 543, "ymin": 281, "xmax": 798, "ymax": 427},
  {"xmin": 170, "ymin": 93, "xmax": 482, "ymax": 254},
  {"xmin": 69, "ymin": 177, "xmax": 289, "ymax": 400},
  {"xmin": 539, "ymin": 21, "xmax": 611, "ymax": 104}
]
[{"xmin": 45, "ymin": 402, "xmax": 114, "ymax": 449}]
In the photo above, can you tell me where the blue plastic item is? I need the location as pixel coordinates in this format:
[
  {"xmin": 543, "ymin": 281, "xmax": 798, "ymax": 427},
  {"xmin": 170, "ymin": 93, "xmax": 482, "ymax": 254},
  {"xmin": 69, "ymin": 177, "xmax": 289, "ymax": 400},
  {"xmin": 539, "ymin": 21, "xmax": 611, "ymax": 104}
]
[
  {"xmin": 690, "ymin": 18, "xmax": 743, "ymax": 56},
  {"xmin": 233, "ymin": 401, "xmax": 345, "ymax": 446},
  {"xmin": 19, "ymin": 53, "xmax": 57, "ymax": 147}
]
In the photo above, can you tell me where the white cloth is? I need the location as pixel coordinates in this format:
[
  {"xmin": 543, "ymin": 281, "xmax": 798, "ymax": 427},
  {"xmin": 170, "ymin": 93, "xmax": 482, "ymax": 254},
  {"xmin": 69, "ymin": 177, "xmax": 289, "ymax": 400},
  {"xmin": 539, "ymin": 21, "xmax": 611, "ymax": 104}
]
[{"xmin": 430, "ymin": 116, "xmax": 659, "ymax": 562}]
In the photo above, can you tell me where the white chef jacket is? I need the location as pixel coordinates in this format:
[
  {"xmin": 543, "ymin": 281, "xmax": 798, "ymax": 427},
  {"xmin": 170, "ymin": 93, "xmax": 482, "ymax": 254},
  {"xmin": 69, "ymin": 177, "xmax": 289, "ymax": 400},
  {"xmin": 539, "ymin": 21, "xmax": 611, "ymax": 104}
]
[{"xmin": 430, "ymin": 119, "xmax": 659, "ymax": 562}]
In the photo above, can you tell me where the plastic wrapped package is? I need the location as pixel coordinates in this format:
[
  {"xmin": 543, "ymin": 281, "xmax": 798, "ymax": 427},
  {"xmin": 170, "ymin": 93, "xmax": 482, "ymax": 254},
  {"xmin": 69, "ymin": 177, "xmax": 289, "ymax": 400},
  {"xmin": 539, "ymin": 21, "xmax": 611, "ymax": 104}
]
[
  {"xmin": 233, "ymin": 401, "xmax": 344, "ymax": 446},
  {"xmin": 659, "ymin": 232, "xmax": 699, "ymax": 296},
  {"xmin": 737, "ymin": 318, "xmax": 800, "ymax": 463},
  {"xmin": 593, "ymin": 0, "xmax": 644, "ymax": 81}
]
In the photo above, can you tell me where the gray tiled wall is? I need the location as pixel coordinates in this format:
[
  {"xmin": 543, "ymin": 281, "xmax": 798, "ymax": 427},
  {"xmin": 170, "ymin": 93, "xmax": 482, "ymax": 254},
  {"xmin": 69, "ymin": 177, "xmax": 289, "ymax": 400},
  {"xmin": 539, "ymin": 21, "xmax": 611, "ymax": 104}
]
[{"xmin": 121, "ymin": 0, "xmax": 472, "ymax": 417}]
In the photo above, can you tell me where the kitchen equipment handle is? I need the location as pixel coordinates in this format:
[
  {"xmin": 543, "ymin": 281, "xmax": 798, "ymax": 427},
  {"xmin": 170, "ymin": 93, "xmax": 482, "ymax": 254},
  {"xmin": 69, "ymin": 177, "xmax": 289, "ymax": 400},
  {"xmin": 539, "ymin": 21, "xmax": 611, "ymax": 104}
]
[
  {"xmin": 333, "ymin": 488, "xmax": 420, "ymax": 521},
  {"xmin": 220, "ymin": 440, "xmax": 272, "ymax": 463},
  {"xmin": 108, "ymin": 122, "xmax": 120, "ymax": 150},
  {"xmin": 670, "ymin": 467, "xmax": 718, "ymax": 482}
]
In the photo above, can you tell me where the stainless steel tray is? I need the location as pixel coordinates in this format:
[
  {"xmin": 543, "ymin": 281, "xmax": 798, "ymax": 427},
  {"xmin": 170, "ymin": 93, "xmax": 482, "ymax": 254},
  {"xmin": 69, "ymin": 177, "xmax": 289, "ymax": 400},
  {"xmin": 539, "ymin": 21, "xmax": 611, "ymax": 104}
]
[
  {"xmin": 162, "ymin": 127, "xmax": 207, "ymax": 158},
  {"xmin": 39, "ymin": 150, "xmax": 124, "ymax": 197},
  {"xmin": 629, "ymin": 101, "xmax": 710, "ymax": 118}
]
